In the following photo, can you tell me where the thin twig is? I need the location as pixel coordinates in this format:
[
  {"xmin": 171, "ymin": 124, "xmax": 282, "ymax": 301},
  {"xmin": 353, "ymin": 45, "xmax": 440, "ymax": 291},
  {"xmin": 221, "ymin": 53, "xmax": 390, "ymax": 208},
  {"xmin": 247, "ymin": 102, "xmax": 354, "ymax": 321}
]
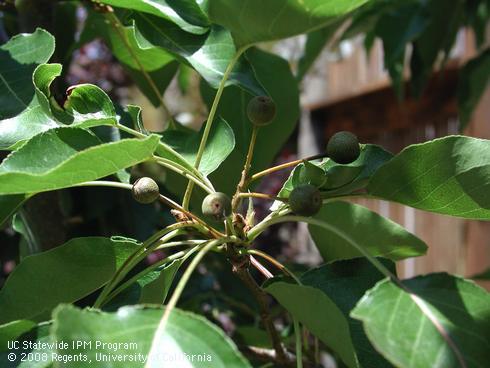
[{"xmin": 238, "ymin": 192, "xmax": 288, "ymax": 202}]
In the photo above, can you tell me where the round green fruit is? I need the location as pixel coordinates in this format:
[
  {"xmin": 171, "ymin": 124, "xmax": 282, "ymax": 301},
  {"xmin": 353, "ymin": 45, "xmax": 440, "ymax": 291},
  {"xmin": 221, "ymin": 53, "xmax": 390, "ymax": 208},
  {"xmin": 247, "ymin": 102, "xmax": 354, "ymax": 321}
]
[
  {"xmin": 15, "ymin": 0, "xmax": 32, "ymax": 13},
  {"xmin": 202, "ymin": 192, "xmax": 231, "ymax": 219},
  {"xmin": 246, "ymin": 96, "xmax": 276, "ymax": 126},
  {"xmin": 326, "ymin": 131, "xmax": 360, "ymax": 164},
  {"xmin": 289, "ymin": 184, "xmax": 322, "ymax": 216},
  {"xmin": 132, "ymin": 177, "xmax": 160, "ymax": 204}
]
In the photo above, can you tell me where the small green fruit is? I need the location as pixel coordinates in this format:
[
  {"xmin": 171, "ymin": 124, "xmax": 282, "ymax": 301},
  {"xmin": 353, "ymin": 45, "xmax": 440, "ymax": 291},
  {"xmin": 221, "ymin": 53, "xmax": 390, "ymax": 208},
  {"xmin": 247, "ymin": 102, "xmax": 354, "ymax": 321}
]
[
  {"xmin": 132, "ymin": 177, "xmax": 160, "ymax": 204},
  {"xmin": 326, "ymin": 131, "xmax": 360, "ymax": 164},
  {"xmin": 289, "ymin": 184, "xmax": 322, "ymax": 216},
  {"xmin": 202, "ymin": 192, "xmax": 231, "ymax": 219},
  {"xmin": 247, "ymin": 96, "xmax": 276, "ymax": 126},
  {"xmin": 15, "ymin": 0, "xmax": 32, "ymax": 13}
]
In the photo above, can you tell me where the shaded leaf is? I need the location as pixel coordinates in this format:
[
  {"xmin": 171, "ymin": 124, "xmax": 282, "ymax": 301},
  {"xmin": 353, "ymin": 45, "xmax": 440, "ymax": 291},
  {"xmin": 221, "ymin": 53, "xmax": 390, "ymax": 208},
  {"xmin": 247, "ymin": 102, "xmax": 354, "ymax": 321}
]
[
  {"xmin": 138, "ymin": 259, "xmax": 184, "ymax": 304},
  {"xmin": 0, "ymin": 128, "xmax": 159, "ymax": 195},
  {"xmin": 0, "ymin": 237, "xmax": 137, "ymax": 324},
  {"xmin": 458, "ymin": 48, "xmax": 490, "ymax": 127},
  {"xmin": 368, "ymin": 136, "xmax": 490, "ymax": 219},
  {"xmin": 351, "ymin": 273, "xmax": 490, "ymax": 368},
  {"xmin": 309, "ymin": 201, "xmax": 427, "ymax": 262},
  {"xmin": 0, "ymin": 320, "xmax": 36, "ymax": 350},
  {"xmin": 0, "ymin": 194, "xmax": 29, "ymax": 227},
  {"xmin": 300, "ymin": 259, "xmax": 396, "ymax": 367}
]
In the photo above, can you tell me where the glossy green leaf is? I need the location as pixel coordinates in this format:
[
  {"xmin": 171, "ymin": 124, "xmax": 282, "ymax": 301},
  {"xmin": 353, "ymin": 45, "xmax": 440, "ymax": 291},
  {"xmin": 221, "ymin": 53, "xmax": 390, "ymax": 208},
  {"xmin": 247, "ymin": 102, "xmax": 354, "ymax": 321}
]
[
  {"xmin": 161, "ymin": 118, "xmax": 234, "ymax": 176},
  {"xmin": 300, "ymin": 259, "xmax": 396, "ymax": 367},
  {"xmin": 98, "ymin": 0, "xmax": 208, "ymax": 34},
  {"xmin": 368, "ymin": 136, "xmax": 490, "ymax": 219},
  {"xmin": 0, "ymin": 29, "xmax": 59, "ymax": 149},
  {"xmin": 202, "ymin": 47, "xmax": 300, "ymax": 195},
  {"xmin": 309, "ymin": 201, "xmax": 427, "ymax": 262},
  {"xmin": 458, "ymin": 48, "xmax": 490, "ymax": 127},
  {"xmin": 0, "ymin": 194, "xmax": 29, "ymax": 226},
  {"xmin": 80, "ymin": 11, "xmax": 178, "ymax": 107},
  {"xmin": 49, "ymin": 304, "xmax": 251, "ymax": 368},
  {"xmin": 133, "ymin": 14, "xmax": 266, "ymax": 96},
  {"xmin": 206, "ymin": 0, "xmax": 370, "ymax": 46},
  {"xmin": 0, "ymin": 237, "xmax": 137, "ymax": 324},
  {"xmin": 351, "ymin": 273, "xmax": 490, "ymax": 368},
  {"xmin": 0, "ymin": 128, "xmax": 159, "ymax": 195}
]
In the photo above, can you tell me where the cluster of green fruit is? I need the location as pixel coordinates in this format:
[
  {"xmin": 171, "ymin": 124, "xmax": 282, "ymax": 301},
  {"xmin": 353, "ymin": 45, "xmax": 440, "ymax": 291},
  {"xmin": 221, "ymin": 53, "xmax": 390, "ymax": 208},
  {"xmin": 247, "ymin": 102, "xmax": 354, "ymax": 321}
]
[{"xmin": 131, "ymin": 96, "xmax": 360, "ymax": 219}]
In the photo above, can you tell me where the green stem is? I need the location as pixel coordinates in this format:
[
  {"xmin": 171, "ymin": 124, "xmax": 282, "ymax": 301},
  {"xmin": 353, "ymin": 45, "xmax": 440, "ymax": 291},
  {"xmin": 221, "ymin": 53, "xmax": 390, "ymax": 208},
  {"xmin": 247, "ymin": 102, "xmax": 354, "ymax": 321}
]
[
  {"xmin": 182, "ymin": 45, "xmax": 249, "ymax": 209},
  {"xmin": 146, "ymin": 237, "xmax": 234, "ymax": 356},
  {"xmin": 294, "ymin": 318, "xmax": 303, "ymax": 368},
  {"xmin": 152, "ymin": 156, "xmax": 214, "ymax": 194},
  {"xmin": 102, "ymin": 249, "xmax": 190, "ymax": 307},
  {"xmin": 106, "ymin": 11, "xmax": 175, "ymax": 127},
  {"xmin": 115, "ymin": 123, "xmax": 211, "ymax": 189},
  {"xmin": 247, "ymin": 249, "xmax": 300, "ymax": 284}
]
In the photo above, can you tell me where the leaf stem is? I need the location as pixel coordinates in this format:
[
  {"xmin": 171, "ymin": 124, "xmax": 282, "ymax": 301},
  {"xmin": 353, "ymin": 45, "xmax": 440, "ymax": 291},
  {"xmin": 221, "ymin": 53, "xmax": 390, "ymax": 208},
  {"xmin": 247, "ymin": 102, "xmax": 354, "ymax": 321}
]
[
  {"xmin": 105, "ymin": 11, "xmax": 175, "ymax": 127},
  {"xmin": 247, "ymin": 249, "xmax": 300, "ymax": 284},
  {"xmin": 293, "ymin": 318, "xmax": 303, "ymax": 368},
  {"xmin": 182, "ymin": 45, "xmax": 249, "ymax": 209},
  {"xmin": 249, "ymin": 153, "xmax": 328, "ymax": 183},
  {"xmin": 146, "ymin": 237, "xmax": 234, "ymax": 363},
  {"xmin": 238, "ymin": 192, "xmax": 288, "ymax": 202},
  {"xmin": 152, "ymin": 156, "xmax": 214, "ymax": 194}
]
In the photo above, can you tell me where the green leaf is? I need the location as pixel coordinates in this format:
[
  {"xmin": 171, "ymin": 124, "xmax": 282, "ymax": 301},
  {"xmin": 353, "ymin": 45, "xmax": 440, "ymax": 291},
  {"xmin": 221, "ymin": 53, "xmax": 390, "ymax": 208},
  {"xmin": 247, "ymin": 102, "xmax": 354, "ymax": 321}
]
[
  {"xmin": 278, "ymin": 144, "xmax": 393, "ymax": 200},
  {"xmin": 0, "ymin": 30, "xmax": 60, "ymax": 149},
  {"xmin": 0, "ymin": 320, "xmax": 36, "ymax": 350},
  {"xmin": 309, "ymin": 201, "xmax": 427, "ymax": 262},
  {"xmin": 0, "ymin": 194, "xmax": 29, "ymax": 227},
  {"xmin": 50, "ymin": 304, "xmax": 252, "ymax": 368},
  {"xmin": 134, "ymin": 15, "xmax": 266, "ymax": 96},
  {"xmin": 98, "ymin": 0, "xmax": 208, "ymax": 34},
  {"xmin": 80, "ymin": 10, "xmax": 178, "ymax": 107},
  {"xmin": 0, "ymin": 28, "xmax": 55, "ymax": 120},
  {"xmin": 0, "ymin": 237, "xmax": 137, "ymax": 324},
  {"xmin": 368, "ymin": 135, "xmax": 490, "ymax": 219},
  {"xmin": 202, "ymin": 47, "xmax": 300, "ymax": 195},
  {"xmin": 265, "ymin": 279, "xmax": 358, "ymax": 368},
  {"xmin": 138, "ymin": 259, "xmax": 184, "ymax": 304},
  {"xmin": 206, "ymin": 0, "xmax": 370, "ymax": 46},
  {"xmin": 351, "ymin": 273, "xmax": 490, "ymax": 368},
  {"xmin": 161, "ymin": 118, "xmax": 234, "ymax": 176},
  {"xmin": 300, "ymin": 259, "xmax": 396, "ymax": 367},
  {"xmin": 0, "ymin": 128, "xmax": 159, "ymax": 195},
  {"xmin": 458, "ymin": 48, "xmax": 490, "ymax": 127}
]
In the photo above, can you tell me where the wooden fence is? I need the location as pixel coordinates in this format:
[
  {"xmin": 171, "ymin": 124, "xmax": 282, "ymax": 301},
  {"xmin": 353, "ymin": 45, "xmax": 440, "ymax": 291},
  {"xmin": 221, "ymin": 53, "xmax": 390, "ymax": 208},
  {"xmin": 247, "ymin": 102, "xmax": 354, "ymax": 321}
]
[{"xmin": 304, "ymin": 31, "xmax": 490, "ymax": 288}]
